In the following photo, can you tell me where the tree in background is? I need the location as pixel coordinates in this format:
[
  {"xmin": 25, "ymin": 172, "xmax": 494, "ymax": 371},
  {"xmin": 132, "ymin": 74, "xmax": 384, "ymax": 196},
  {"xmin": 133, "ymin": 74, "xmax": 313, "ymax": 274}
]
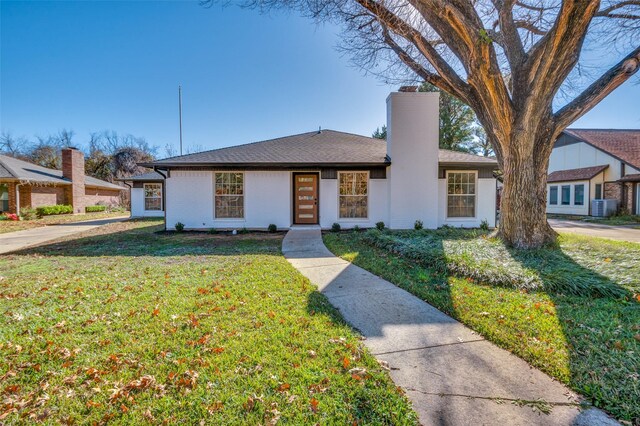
[
  {"xmin": 372, "ymin": 125, "xmax": 387, "ymax": 139},
  {"xmin": 230, "ymin": 0, "xmax": 640, "ymax": 248}
]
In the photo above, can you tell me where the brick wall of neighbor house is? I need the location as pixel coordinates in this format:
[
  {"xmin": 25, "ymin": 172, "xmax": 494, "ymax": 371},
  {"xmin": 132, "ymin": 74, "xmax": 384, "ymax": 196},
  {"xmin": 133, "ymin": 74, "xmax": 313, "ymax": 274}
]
[
  {"xmin": 604, "ymin": 182, "xmax": 622, "ymax": 203},
  {"xmin": 62, "ymin": 148, "xmax": 86, "ymax": 214},
  {"xmin": 6, "ymin": 182, "xmax": 17, "ymax": 213},
  {"xmin": 84, "ymin": 187, "xmax": 121, "ymax": 207},
  {"xmin": 19, "ymin": 185, "xmax": 32, "ymax": 209},
  {"xmin": 623, "ymin": 182, "xmax": 634, "ymax": 213},
  {"xmin": 30, "ymin": 186, "xmax": 66, "ymax": 207}
]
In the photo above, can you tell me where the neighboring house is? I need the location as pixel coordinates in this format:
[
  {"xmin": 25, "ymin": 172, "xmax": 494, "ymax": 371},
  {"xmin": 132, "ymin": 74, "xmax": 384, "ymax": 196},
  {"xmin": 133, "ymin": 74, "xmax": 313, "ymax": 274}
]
[
  {"xmin": 546, "ymin": 129, "xmax": 640, "ymax": 216},
  {"xmin": 140, "ymin": 89, "xmax": 498, "ymax": 231},
  {"xmin": 0, "ymin": 147, "xmax": 124, "ymax": 214},
  {"xmin": 116, "ymin": 171, "xmax": 165, "ymax": 218}
]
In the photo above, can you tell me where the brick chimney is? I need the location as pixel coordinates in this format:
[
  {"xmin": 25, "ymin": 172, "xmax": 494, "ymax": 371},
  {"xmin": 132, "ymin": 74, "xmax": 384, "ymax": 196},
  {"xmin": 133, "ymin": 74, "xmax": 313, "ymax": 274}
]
[{"xmin": 62, "ymin": 147, "xmax": 86, "ymax": 214}]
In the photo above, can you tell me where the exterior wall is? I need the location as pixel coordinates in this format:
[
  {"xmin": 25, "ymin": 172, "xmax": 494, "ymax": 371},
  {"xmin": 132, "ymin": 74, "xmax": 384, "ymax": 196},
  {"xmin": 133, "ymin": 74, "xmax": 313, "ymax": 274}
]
[
  {"xmin": 549, "ymin": 142, "xmax": 623, "ymax": 181},
  {"xmin": 546, "ymin": 180, "xmax": 590, "ymax": 215},
  {"xmin": 84, "ymin": 187, "xmax": 121, "ymax": 208},
  {"xmin": 437, "ymin": 178, "xmax": 497, "ymax": 228},
  {"xmin": 386, "ymin": 91, "xmax": 440, "ymax": 229},
  {"xmin": 131, "ymin": 186, "xmax": 164, "ymax": 218},
  {"xmin": 62, "ymin": 148, "xmax": 86, "ymax": 214},
  {"xmin": 30, "ymin": 186, "xmax": 66, "ymax": 207},
  {"xmin": 3, "ymin": 182, "xmax": 17, "ymax": 213},
  {"xmin": 319, "ymin": 175, "xmax": 388, "ymax": 229}
]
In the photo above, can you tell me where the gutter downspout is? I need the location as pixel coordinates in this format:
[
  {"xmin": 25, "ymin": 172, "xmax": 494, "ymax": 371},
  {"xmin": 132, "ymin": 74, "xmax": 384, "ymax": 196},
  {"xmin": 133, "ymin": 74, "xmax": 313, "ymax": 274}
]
[{"xmin": 154, "ymin": 168, "xmax": 169, "ymax": 231}]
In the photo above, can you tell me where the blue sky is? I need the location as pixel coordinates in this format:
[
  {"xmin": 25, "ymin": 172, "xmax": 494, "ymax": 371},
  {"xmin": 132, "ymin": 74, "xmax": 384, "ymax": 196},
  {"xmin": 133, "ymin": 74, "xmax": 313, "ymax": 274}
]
[{"xmin": 1, "ymin": 1, "xmax": 639, "ymax": 157}]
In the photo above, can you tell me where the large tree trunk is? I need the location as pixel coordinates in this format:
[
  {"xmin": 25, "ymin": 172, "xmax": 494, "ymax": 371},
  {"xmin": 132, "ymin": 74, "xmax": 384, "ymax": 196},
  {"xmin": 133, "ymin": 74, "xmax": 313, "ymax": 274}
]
[{"xmin": 498, "ymin": 131, "xmax": 557, "ymax": 249}]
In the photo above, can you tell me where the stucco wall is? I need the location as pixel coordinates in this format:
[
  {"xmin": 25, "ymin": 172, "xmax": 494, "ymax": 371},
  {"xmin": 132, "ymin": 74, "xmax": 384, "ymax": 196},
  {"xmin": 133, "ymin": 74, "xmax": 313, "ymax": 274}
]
[
  {"xmin": 319, "ymin": 175, "xmax": 388, "ymax": 229},
  {"xmin": 437, "ymin": 178, "xmax": 497, "ymax": 228},
  {"xmin": 548, "ymin": 142, "xmax": 640, "ymax": 181}
]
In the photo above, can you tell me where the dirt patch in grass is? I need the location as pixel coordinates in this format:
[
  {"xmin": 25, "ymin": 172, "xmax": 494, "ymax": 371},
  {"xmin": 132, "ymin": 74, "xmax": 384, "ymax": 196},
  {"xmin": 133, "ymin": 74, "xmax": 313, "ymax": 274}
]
[{"xmin": 0, "ymin": 219, "xmax": 416, "ymax": 424}]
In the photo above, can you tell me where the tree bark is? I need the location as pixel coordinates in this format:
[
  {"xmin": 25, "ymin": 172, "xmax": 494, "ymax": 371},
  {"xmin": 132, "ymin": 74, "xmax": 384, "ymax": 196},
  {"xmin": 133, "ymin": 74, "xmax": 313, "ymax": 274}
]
[{"xmin": 498, "ymin": 131, "xmax": 557, "ymax": 248}]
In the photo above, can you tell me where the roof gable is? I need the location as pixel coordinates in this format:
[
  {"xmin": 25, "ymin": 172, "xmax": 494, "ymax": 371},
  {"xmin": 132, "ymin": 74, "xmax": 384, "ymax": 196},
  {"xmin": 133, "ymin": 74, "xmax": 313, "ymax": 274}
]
[
  {"xmin": 547, "ymin": 165, "xmax": 609, "ymax": 183},
  {"xmin": 561, "ymin": 129, "xmax": 640, "ymax": 170}
]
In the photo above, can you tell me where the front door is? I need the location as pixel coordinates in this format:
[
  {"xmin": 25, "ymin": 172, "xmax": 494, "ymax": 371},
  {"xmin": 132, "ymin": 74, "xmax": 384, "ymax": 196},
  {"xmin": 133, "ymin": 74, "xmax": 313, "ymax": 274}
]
[{"xmin": 294, "ymin": 173, "xmax": 318, "ymax": 224}]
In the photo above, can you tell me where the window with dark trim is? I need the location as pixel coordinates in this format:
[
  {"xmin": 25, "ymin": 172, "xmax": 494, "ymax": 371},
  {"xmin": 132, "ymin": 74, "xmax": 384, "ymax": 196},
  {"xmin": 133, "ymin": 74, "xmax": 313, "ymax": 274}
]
[
  {"xmin": 549, "ymin": 186, "xmax": 558, "ymax": 205},
  {"xmin": 574, "ymin": 184, "xmax": 584, "ymax": 206},
  {"xmin": 561, "ymin": 185, "xmax": 571, "ymax": 205},
  {"xmin": 214, "ymin": 172, "xmax": 244, "ymax": 218},
  {"xmin": 595, "ymin": 183, "xmax": 602, "ymax": 200},
  {"xmin": 143, "ymin": 183, "xmax": 162, "ymax": 211}
]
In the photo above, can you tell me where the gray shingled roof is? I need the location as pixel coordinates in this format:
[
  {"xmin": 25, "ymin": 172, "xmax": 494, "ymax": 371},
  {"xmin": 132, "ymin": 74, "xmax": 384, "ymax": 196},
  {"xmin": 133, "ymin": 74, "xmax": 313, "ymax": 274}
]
[
  {"xmin": 0, "ymin": 154, "xmax": 123, "ymax": 190},
  {"xmin": 115, "ymin": 171, "xmax": 165, "ymax": 182},
  {"xmin": 564, "ymin": 129, "xmax": 640, "ymax": 170},
  {"xmin": 547, "ymin": 165, "xmax": 609, "ymax": 183},
  {"xmin": 143, "ymin": 130, "xmax": 497, "ymax": 168},
  {"xmin": 438, "ymin": 149, "xmax": 497, "ymax": 165}
]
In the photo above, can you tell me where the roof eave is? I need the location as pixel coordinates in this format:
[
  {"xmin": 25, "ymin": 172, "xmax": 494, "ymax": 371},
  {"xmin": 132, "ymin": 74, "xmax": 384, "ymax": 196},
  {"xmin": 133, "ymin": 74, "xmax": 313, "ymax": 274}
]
[{"xmin": 139, "ymin": 161, "xmax": 391, "ymax": 169}]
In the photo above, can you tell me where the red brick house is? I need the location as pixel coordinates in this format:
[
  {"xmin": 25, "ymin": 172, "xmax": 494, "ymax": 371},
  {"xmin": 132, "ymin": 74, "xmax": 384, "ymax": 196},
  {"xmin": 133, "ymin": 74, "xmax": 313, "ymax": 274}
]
[{"xmin": 0, "ymin": 147, "xmax": 124, "ymax": 214}]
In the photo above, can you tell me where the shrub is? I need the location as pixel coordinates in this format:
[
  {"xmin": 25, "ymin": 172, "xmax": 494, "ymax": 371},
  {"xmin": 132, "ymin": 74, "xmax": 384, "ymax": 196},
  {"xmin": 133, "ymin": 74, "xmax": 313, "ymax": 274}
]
[
  {"xmin": 480, "ymin": 219, "xmax": 489, "ymax": 231},
  {"xmin": 208, "ymin": 228, "xmax": 217, "ymax": 234},
  {"xmin": 175, "ymin": 222, "xmax": 185, "ymax": 232},
  {"xmin": 4, "ymin": 213, "xmax": 19, "ymax": 221},
  {"xmin": 414, "ymin": 220, "xmax": 423, "ymax": 230},
  {"xmin": 352, "ymin": 225, "xmax": 360, "ymax": 233},
  {"xmin": 0, "ymin": 214, "xmax": 7, "ymax": 221},
  {"xmin": 375, "ymin": 221, "xmax": 385, "ymax": 231},
  {"xmin": 331, "ymin": 223, "xmax": 341, "ymax": 232},
  {"xmin": 20, "ymin": 207, "xmax": 38, "ymax": 221},
  {"xmin": 85, "ymin": 205, "xmax": 107, "ymax": 213},
  {"xmin": 239, "ymin": 227, "xmax": 249, "ymax": 234},
  {"xmin": 36, "ymin": 204, "xmax": 73, "ymax": 217},
  {"xmin": 268, "ymin": 224, "xmax": 277, "ymax": 233}
]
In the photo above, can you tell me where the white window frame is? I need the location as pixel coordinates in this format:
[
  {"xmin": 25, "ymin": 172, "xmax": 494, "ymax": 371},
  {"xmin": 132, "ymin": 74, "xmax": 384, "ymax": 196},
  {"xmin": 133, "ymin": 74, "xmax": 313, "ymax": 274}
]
[
  {"xmin": 143, "ymin": 183, "xmax": 163, "ymax": 211},
  {"xmin": 214, "ymin": 172, "xmax": 245, "ymax": 220},
  {"xmin": 338, "ymin": 171, "xmax": 369, "ymax": 220},
  {"xmin": 445, "ymin": 170, "xmax": 477, "ymax": 219},
  {"xmin": 549, "ymin": 185, "xmax": 558, "ymax": 205}
]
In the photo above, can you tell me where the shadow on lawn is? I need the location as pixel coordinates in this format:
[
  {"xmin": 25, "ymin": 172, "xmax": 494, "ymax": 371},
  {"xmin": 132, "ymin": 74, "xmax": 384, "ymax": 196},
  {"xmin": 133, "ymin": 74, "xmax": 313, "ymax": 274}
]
[
  {"xmin": 8, "ymin": 219, "xmax": 285, "ymax": 258},
  {"xmin": 323, "ymin": 229, "xmax": 639, "ymax": 422}
]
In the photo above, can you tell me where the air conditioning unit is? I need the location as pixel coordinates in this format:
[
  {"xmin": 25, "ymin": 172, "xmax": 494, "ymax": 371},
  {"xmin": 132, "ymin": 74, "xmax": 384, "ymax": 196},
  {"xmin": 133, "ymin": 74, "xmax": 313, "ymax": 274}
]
[{"xmin": 591, "ymin": 199, "xmax": 618, "ymax": 217}]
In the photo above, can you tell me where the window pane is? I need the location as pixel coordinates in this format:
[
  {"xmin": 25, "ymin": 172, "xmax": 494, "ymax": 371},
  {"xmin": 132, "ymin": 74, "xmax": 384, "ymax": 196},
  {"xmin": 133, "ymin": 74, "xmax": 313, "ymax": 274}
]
[
  {"xmin": 446, "ymin": 173, "xmax": 475, "ymax": 217},
  {"xmin": 561, "ymin": 186, "xmax": 571, "ymax": 205},
  {"xmin": 215, "ymin": 173, "xmax": 244, "ymax": 218},
  {"xmin": 339, "ymin": 173, "xmax": 368, "ymax": 218},
  {"xmin": 549, "ymin": 186, "xmax": 558, "ymax": 205},
  {"xmin": 595, "ymin": 184, "xmax": 602, "ymax": 200},
  {"xmin": 574, "ymin": 184, "xmax": 584, "ymax": 205}
]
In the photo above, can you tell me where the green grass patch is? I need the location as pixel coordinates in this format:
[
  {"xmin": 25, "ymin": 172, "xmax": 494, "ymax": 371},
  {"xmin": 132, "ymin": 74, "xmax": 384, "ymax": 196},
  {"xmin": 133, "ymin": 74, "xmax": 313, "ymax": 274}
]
[
  {"xmin": 0, "ymin": 219, "xmax": 416, "ymax": 424},
  {"xmin": 324, "ymin": 230, "xmax": 640, "ymax": 423}
]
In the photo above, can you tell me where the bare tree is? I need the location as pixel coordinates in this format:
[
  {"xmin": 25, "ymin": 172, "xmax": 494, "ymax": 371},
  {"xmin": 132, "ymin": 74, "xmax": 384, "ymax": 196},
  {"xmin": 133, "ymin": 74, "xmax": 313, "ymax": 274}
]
[
  {"xmin": 0, "ymin": 132, "xmax": 29, "ymax": 158},
  {"xmin": 207, "ymin": 0, "xmax": 640, "ymax": 248}
]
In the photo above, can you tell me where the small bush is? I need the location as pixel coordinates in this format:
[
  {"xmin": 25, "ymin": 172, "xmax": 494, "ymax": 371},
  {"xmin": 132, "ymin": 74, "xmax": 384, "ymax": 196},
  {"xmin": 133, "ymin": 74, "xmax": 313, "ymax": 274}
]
[
  {"xmin": 85, "ymin": 205, "xmax": 107, "ymax": 213},
  {"xmin": 20, "ymin": 207, "xmax": 38, "ymax": 221},
  {"xmin": 479, "ymin": 219, "xmax": 489, "ymax": 231},
  {"xmin": 414, "ymin": 220, "xmax": 423, "ymax": 230},
  {"xmin": 208, "ymin": 228, "xmax": 217, "ymax": 234},
  {"xmin": 268, "ymin": 224, "xmax": 277, "ymax": 233},
  {"xmin": 331, "ymin": 223, "xmax": 341, "ymax": 232},
  {"xmin": 375, "ymin": 221, "xmax": 385, "ymax": 231},
  {"xmin": 3, "ymin": 213, "xmax": 19, "ymax": 221},
  {"xmin": 239, "ymin": 227, "xmax": 249, "ymax": 234},
  {"xmin": 352, "ymin": 225, "xmax": 360, "ymax": 233},
  {"xmin": 174, "ymin": 222, "xmax": 185, "ymax": 232},
  {"xmin": 36, "ymin": 204, "xmax": 73, "ymax": 217},
  {"xmin": 0, "ymin": 214, "xmax": 7, "ymax": 221}
]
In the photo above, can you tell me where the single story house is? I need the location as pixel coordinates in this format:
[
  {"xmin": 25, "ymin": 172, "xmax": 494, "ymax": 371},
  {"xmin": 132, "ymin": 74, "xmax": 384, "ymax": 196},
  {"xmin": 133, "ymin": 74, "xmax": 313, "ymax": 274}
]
[
  {"xmin": 116, "ymin": 171, "xmax": 165, "ymax": 218},
  {"xmin": 546, "ymin": 129, "xmax": 640, "ymax": 216},
  {"xmin": 138, "ymin": 89, "xmax": 498, "ymax": 231},
  {"xmin": 0, "ymin": 147, "xmax": 124, "ymax": 214}
]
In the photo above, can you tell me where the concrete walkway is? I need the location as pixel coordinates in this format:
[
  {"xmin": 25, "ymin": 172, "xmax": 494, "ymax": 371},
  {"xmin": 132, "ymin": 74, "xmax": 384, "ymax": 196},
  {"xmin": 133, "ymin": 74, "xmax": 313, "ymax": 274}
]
[
  {"xmin": 0, "ymin": 216, "xmax": 129, "ymax": 254},
  {"xmin": 282, "ymin": 228, "xmax": 618, "ymax": 426},
  {"xmin": 549, "ymin": 219, "xmax": 640, "ymax": 243}
]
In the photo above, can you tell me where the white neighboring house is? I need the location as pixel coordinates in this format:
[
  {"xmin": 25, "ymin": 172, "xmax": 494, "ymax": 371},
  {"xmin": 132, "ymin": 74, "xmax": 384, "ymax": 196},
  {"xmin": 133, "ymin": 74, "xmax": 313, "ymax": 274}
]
[
  {"xmin": 547, "ymin": 129, "xmax": 640, "ymax": 216},
  {"xmin": 137, "ymin": 89, "xmax": 499, "ymax": 231},
  {"xmin": 118, "ymin": 171, "xmax": 165, "ymax": 218}
]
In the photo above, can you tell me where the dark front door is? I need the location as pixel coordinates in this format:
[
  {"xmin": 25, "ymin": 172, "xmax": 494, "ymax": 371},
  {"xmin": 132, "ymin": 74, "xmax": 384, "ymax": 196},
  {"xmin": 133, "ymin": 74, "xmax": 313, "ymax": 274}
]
[{"xmin": 294, "ymin": 174, "xmax": 318, "ymax": 224}]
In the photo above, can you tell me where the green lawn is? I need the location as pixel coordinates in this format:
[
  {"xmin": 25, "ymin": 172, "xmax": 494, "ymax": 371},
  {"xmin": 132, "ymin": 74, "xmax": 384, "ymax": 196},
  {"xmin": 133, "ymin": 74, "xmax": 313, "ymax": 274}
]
[
  {"xmin": 0, "ymin": 211, "xmax": 129, "ymax": 234},
  {"xmin": 324, "ymin": 229, "xmax": 640, "ymax": 423},
  {"xmin": 0, "ymin": 219, "xmax": 416, "ymax": 425}
]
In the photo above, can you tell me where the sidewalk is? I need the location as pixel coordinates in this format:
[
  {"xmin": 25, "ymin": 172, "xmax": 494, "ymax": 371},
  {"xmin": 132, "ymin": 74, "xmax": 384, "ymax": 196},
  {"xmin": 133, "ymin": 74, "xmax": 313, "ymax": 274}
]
[
  {"xmin": 0, "ymin": 216, "xmax": 129, "ymax": 254},
  {"xmin": 282, "ymin": 228, "xmax": 618, "ymax": 426}
]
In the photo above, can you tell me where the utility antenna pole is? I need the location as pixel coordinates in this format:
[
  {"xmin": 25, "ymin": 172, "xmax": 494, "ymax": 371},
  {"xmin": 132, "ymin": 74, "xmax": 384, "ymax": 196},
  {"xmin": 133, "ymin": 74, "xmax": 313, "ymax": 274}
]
[{"xmin": 178, "ymin": 85, "xmax": 183, "ymax": 155}]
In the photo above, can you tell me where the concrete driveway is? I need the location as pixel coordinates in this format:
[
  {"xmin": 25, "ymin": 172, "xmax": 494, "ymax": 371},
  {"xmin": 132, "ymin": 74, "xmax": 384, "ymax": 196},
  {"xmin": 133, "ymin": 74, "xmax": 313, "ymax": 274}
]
[
  {"xmin": 0, "ymin": 216, "xmax": 129, "ymax": 254},
  {"xmin": 549, "ymin": 219, "xmax": 640, "ymax": 243}
]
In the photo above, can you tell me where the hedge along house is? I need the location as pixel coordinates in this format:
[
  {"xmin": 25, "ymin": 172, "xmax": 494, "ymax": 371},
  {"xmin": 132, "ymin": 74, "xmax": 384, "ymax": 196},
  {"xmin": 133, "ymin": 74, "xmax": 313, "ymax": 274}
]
[
  {"xmin": 546, "ymin": 129, "xmax": 640, "ymax": 216},
  {"xmin": 141, "ymin": 89, "xmax": 498, "ymax": 231},
  {"xmin": 0, "ymin": 147, "xmax": 124, "ymax": 214},
  {"xmin": 116, "ymin": 171, "xmax": 165, "ymax": 218}
]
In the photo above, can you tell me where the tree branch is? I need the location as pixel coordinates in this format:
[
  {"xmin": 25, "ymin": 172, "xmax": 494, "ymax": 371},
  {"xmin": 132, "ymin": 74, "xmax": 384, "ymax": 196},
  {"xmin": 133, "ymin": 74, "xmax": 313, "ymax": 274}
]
[{"xmin": 554, "ymin": 45, "xmax": 640, "ymax": 129}]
